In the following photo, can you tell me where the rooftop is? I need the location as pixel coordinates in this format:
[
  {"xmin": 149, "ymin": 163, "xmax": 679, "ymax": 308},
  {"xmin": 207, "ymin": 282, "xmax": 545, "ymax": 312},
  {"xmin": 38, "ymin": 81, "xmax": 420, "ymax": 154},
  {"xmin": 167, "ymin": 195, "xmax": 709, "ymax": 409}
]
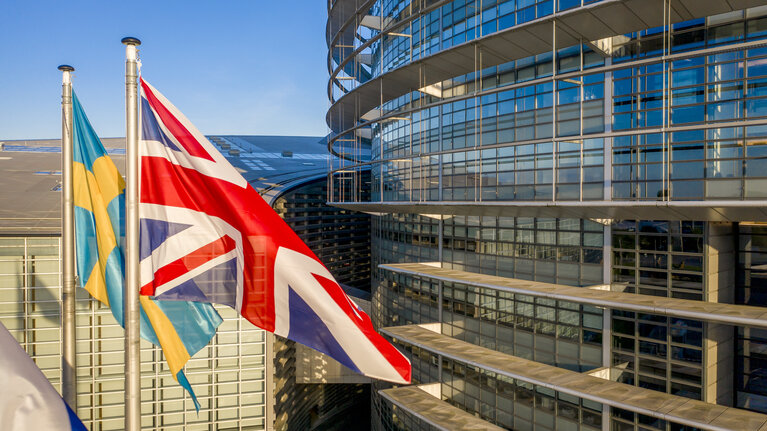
[{"xmin": 0, "ymin": 135, "xmax": 328, "ymax": 234}]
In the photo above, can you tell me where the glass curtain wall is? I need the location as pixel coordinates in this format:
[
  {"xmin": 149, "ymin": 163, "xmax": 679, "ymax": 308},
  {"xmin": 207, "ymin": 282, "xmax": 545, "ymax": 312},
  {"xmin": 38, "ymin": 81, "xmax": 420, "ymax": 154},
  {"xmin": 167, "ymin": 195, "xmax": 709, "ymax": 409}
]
[
  {"xmin": 328, "ymin": 1, "xmax": 767, "ymax": 430},
  {"xmin": 0, "ymin": 237, "xmax": 267, "ymax": 430}
]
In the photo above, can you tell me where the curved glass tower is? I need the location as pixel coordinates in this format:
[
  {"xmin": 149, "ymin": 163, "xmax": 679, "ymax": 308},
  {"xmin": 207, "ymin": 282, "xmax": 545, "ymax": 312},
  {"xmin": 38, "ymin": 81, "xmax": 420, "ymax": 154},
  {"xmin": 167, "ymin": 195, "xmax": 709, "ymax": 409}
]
[{"xmin": 327, "ymin": 1, "xmax": 767, "ymax": 430}]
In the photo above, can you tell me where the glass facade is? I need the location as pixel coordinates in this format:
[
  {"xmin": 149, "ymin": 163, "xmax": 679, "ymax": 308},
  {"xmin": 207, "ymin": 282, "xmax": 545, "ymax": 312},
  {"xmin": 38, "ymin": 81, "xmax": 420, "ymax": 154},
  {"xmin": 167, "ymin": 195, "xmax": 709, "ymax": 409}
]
[
  {"xmin": 0, "ymin": 135, "xmax": 370, "ymax": 430},
  {"xmin": 272, "ymin": 176, "xmax": 372, "ymax": 290},
  {"xmin": 440, "ymin": 356, "xmax": 603, "ymax": 431},
  {"xmin": 0, "ymin": 237, "xmax": 267, "ymax": 430},
  {"xmin": 271, "ymin": 177, "xmax": 373, "ymax": 431},
  {"xmin": 327, "ymin": 0, "xmax": 767, "ymax": 430},
  {"xmin": 737, "ymin": 224, "xmax": 767, "ymax": 413},
  {"xmin": 329, "ymin": 4, "xmax": 767, "ymax": 205}
]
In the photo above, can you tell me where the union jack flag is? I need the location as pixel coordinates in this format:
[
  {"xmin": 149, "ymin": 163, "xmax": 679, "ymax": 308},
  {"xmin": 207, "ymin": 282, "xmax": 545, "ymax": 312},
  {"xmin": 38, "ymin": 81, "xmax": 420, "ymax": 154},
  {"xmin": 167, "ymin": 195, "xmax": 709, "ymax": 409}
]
[{"xmin": 138, "ymin": 78, "xmax": 411, "ymax": 384}]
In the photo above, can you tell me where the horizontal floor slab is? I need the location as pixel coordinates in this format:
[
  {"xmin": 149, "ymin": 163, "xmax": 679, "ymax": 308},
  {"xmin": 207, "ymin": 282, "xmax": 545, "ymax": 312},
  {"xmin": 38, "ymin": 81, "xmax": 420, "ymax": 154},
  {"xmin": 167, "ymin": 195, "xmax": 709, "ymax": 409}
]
[
  {"xmin": 379, "ymin": 385, "xmax": 506, "ymax": 431},
  {"xmin": 382, "ymin": 325, "xmax": 767, "ymax": 431},
  {"xmin": 329, "ymin": 200, "xmax": 767, "ymax": 222},
  {"xmin": 380, "ymin": 263, "xmax": 767, "ymax": 329}
]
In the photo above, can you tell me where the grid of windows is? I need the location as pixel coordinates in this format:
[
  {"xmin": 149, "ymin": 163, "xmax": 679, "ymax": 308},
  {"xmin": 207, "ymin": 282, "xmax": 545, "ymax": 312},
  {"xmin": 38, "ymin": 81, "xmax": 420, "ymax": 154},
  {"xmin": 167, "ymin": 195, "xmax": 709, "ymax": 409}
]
[
  {"xmin": 612, "ymin": 45, "xmax": 767, "ymax": 200},
  {"xmin": 373, "ymin": 137, "xmax": 607, "ymax": 202},
  {"xmin": 611, "ymin": 311, "xmax": 704, "ymax": 400},
  {"xmin": 610, "ymin": 220, "xmax": 706, "ymax": 407},
  {"xmin": 378, "ymin": 113, "xmax": 412, "ymax": 159},
  {"xmin": 333, "ymin": 9, "xmax": 767, "ymax": 205},
  {"xmin": 736, "ymin": 224, "xmax": 767, "ymax": 413},
  {"xmin": 372, "ymin": 213, "xmax": 440, "ymax": 267},
  {"xmin": 272, "ymin": 178, "xmax": 372, "ymax": 290},
  {"xmin": 333, "ymin": 1, "xmax": 767, "ymax": 429},
  {"xmin": 612, "ymin": 220, "xmax": 705, "ymax": 299},
  {"xmin": 442, "ymin": 282, "xmax": 603, "ymax": 372},
  {"xmin": 0, "ymin": 237, "xmax": 267, "ymax": 430},
  {"xmin": 0, "ymin": 237, "xmax": 63, "ymax": 385},
  {"xmin": 443, "ymin": 216, "xmax": 603, "ymax": 285},
  {"xmin": 737, "ymin": 327, "xmax": 767, "ymax": 414},
  {"xmin": 737, "ymin": 224, "xmax": 767, "ymax": 305},
  {"xmin": 610, "ymin": 407, "xmax": 702, "ymax": 431},
  {"xmin": 364, "ymin": 49, "xmax": 767, "ymax": 202},
  {"xmin": 440, "ymin": 356, "xmax": 602, "ymax": 431},
  {"xmin": 372, "ymin": 213, "xmax": 439, "ymax": 328},
  {"xmin": 338, "ymin": 0, "xmax": 609, "ymax": 92},
  {"xmin": 373, "ymin": 340, "xmax": 603, "ymax": 431},
  {"xmin": 375, "ymin": 271, "xmax": 439, "ymax": 328},
  {"xmin": 366, "ymin": 50, "xmax": 609, "ymax": 202},
  {"xmin": 412, "ymin": 106, "xmax": 441, "ymax": 155},
  {"xmin": 442, "ymin": 96, "xmax": 480, "ymax": 150},
  {"xmin": 412, "ymin": 8, "xmax": 441, "ymax": 60},
  {"xmin": 371, "ymin": 213, "xmax": 606, "ymax": 428}
]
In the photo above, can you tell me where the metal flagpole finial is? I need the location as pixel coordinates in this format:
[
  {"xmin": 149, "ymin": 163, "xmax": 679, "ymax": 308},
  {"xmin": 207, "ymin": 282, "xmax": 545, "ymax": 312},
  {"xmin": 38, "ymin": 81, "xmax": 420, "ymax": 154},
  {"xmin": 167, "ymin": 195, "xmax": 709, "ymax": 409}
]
[
  {"xmin": 57, "ymin": 65, "xmax": 75, "ymax": 72},
  {"xmin": 121, "ymin": 37, "xmax": 141, "ymax": 46}
]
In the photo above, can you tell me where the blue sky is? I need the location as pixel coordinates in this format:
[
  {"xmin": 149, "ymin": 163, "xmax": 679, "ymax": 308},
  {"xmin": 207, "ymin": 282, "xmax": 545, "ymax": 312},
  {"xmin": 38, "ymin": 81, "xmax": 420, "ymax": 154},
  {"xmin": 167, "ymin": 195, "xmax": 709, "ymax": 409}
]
[{"xmin": 0, "ymin": 1, "xmax": 329, "ymax": 140}]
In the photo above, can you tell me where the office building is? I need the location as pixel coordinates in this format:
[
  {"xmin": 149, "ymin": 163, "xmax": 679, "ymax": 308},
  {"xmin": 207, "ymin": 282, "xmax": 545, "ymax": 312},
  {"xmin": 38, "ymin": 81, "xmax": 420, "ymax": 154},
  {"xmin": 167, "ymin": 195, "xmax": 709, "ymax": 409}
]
[
  {"xmin": 0, "ymin": 135, "xmax": 370, "ymax": 430},
  {"xmin": 325, "ymin": 0, "xmax": 767, "ymax": 429}
]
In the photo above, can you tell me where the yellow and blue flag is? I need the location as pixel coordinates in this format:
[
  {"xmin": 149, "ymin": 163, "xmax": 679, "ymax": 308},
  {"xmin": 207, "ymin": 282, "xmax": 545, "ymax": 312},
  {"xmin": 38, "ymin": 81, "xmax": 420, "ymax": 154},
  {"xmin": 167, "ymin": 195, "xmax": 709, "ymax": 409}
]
[{"xmin": 72, "ymin": 91, "xmax": 222, "ymax": 410}]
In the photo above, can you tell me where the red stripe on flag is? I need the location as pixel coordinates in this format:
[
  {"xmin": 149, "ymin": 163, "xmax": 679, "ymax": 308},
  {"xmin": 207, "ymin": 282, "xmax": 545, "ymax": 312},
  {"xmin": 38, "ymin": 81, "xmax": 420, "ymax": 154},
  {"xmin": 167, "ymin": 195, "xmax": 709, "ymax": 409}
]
[
  {"xmin": 140, "ymin": 235, "xmax": 237, "ymax": 296},
  {"xmin": 140, "ymin": 79, "xmax": 214, "ymax": 162}
]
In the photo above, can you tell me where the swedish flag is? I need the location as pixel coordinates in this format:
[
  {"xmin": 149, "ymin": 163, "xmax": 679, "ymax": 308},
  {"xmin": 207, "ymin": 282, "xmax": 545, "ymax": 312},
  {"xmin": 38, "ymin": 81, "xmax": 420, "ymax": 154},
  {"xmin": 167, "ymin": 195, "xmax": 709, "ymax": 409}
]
[{"xmin": 72, "ymin": 91, "xmax": 221, "ymax": 410}]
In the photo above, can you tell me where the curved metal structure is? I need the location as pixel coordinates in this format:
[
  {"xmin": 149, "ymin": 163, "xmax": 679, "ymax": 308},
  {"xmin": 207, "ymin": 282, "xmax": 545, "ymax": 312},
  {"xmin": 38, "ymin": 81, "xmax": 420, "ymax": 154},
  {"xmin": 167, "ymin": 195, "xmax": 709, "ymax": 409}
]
[
  {"xmin": 326, "ymin": 0, "xmax": 767, "ymax": 210},
  {"xmin": 327, "ymin": 1, "xmax": 767, "ymax": 430}
]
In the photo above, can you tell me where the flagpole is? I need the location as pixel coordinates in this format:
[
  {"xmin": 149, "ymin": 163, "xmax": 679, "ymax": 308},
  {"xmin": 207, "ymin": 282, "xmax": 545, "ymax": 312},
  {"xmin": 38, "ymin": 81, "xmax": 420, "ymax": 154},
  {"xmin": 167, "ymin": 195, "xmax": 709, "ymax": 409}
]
[
  {"xmin": 122, "ymin": 36, "xmax": 142, "ymax": 431},
  {"xmin": 58, "ymin": 64, "xmax": 77, "ymax": 411}
]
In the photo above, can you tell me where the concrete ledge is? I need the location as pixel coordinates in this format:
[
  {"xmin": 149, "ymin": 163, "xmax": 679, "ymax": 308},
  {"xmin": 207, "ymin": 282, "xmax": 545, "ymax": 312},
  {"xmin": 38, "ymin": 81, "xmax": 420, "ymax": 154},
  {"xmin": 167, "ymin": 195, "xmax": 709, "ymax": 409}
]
[
  {"xmin": 329, "ymin": 199, "xmax": 767, "ymax": 222},
  {"xmin": 379, "ymin": 384, "xmax": 506, "ymax": 431},
  {"xmin": 380, "ymin": 262, "xmax": 767, "ymax": 329},
  {"xmin": 382, "ymin": 325, "xmax": 767, "ymax": 431}
]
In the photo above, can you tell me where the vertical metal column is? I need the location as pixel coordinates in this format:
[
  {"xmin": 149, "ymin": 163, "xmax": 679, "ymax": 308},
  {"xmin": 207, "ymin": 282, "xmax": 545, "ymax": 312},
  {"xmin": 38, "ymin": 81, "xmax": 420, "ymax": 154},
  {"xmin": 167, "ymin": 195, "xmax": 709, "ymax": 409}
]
[
  {"xmin": 661, "ymin": 0, "xmax": 669, "ymax": 201},
  {"xmin": 603, "ymin": 57, "xmax": 613, "ymax": 201},
  {"xmin": 665, "ymin": 0, "xmax": 672, "ymax": 201},
  {"xmin": 265, "ymin": 332, "xmax": 275, "ymax": 431},
  {"xmin": 601, "ymin": 222, "xmax": 612, "ymax": 431},
  {"xmin": 122, "ymin": 36, "xmax": 142, "ymax": 431},
  {"xmin": 58, "ymin": 64, "xmax": 77, "ymax": 411},
  {"xmin": 552, "ymin": 20, "xmax": 558, "ymax": 201},
  {"xmin": 601, "ymin": 46, "xmax": 615, "ymax": 431},
  {"xmin": 438, "ymin": 103, "xmax": 444, "ymax": 202},
  {"xmin": 475, "ymin": 44, "xmax": 481, "ymax": 201},
  {"xmin": 437, "ymin": 216, "xmax": 444, "ymax": 265}
]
